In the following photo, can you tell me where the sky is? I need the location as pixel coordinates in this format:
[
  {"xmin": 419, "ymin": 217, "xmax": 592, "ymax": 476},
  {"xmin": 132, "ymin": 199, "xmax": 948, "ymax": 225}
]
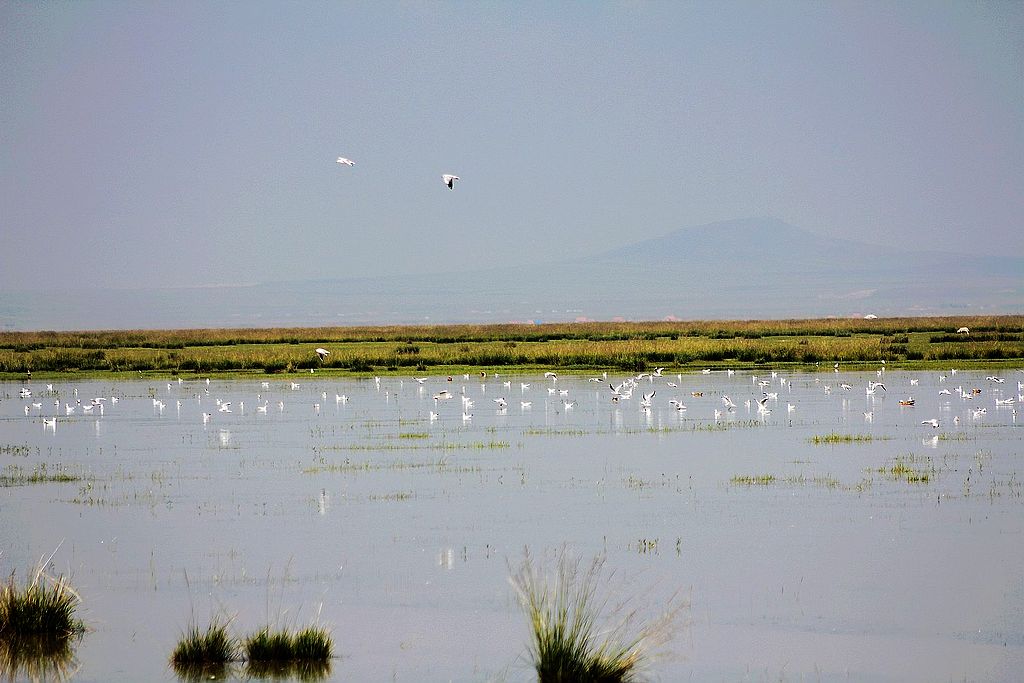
[{"xmin": 1, "ymin": 1, "xmax": 1022, "ymax": 291}]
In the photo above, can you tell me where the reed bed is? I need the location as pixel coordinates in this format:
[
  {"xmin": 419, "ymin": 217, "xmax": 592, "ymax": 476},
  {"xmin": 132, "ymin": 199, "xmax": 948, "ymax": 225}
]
[{"xmin": 2, "ymin": 316, "xmax": 1021, "ymax": 375}]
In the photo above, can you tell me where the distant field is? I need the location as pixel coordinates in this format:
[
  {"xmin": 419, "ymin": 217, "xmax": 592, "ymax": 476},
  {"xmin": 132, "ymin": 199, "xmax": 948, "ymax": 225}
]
[{"xmin": 1, "ymin": 316, "xmax": 1022, "ymax": 377}]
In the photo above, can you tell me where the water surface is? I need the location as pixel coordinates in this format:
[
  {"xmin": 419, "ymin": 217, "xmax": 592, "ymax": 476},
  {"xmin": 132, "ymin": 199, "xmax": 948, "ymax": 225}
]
[{"xmin": 2, "ymin": 368, "xmax": 1022, "ymax": 681}]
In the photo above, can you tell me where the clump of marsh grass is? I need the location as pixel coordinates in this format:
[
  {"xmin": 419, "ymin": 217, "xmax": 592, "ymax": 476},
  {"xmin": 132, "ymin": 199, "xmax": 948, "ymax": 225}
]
[
  {"xmin": 244, "ymin": 625, "xmax": 333, "ymax": 679},
  {"xmin": 509, "ymin": 548, "xmax": 685, "ymax": 682},
  {"xmin": 0, "ymin": 571, "xmax": 84, "ymax": 642},
  {"xmin": 0, "ymin": 549, "xmax": 85, "ymax": 683},
  {"xmin": 170, "ymin": 618, "xmax": 237, "ymax": 667}
]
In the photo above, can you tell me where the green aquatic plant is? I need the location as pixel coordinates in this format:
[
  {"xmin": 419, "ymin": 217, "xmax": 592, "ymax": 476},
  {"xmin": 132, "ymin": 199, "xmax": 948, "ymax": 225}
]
[
  {"xmin": 0, "ymin": 567, "xmax": 84, "ymax": 642},
  {"xmin": 0, "ymin": 463, "xmax": 83, "ymax": 487},
  {"xmin": 242, "ymin": 624, "xmax": 333, "ymax": 681},
  {"xmin": 170, "ymin": 618, "xmax": 237, "ymax": 667},
  {"xmin": 730, "ymin": 474, "xmax": 777, "ymax": 486},
  {"xmin": 509, "ymin": 549, "xmax": 683, "ymax": 682},
  {"xmin": 809, "ymin": 433, "xmax": 877, "ymax": 444}
]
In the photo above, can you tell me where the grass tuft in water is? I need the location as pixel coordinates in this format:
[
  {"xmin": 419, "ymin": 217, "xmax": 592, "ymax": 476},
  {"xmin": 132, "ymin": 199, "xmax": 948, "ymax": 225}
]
[
  {"xmin": 170, "ymin": 619, "xmax": 237, "ymax": 666},
  {"xmin": 0, "ymin": 570, "xmax": 85, "ymax": 641},
  {"xmin": 509, "ymin": 549, "xmax": 682, "ymax": 682},
  {"xmin": 243, "ymin": 625, "xmax": 333, "ymax": 662}
]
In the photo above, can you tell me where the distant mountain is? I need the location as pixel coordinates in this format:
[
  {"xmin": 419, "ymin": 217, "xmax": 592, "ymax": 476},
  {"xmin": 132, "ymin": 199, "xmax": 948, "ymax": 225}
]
[{"xmin": 3, "ymin": 218, "xmax": 1021, "ymax": 330}]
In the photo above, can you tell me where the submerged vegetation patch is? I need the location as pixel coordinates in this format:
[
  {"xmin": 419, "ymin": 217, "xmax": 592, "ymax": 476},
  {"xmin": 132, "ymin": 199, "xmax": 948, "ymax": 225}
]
[
  {"xmin": 303, "ymin": 456, "xmax": 484, "ymax": 475},
  {"xmin": 731, "ymin": 474, "xmax": 777, "ymax": 486},
  {"xmin": 0, "ymin": 463, "xmax": 84, "ymax": 487},
  {"xmin": 809, "ymin": 433, "xmax": 879, "ymax": 445},
  {"xmin": 874, "ymin": 455, "xmax": 936, "ymax": 484}
]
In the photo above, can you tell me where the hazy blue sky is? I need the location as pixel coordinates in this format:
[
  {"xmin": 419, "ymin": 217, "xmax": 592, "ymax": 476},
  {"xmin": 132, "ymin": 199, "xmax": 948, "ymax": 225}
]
[{"xmin": 2, "ymin": 1, "xmax": 1021, "ymax": 290}]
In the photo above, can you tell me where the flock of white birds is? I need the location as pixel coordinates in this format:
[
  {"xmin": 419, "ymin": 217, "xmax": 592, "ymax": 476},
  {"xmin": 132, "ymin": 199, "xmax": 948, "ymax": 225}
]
[
  {"xmin": 14, "ymin": 358, "xmax": 1022, "ymax": 433},
  {"xmin": 336, "ymin": 156, "xmax": 459, "ymax": 190}
]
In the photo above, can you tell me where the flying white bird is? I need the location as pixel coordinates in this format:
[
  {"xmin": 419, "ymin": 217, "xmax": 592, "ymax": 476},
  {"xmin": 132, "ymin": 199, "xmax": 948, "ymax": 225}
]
[
  {"xmin": 316, "ymin": 348, "xmax": 330, "ymax": 361},
  {"xmin": 921, "ymin": 418, "xmax": 939, "ymax": 428},
  {"xmin": 442, "ymin": 174, "xmax": 459, "ymax": 189},
  {"xmin": 336, "ymin": 157, "xmax": 355, "ymax": 166}
]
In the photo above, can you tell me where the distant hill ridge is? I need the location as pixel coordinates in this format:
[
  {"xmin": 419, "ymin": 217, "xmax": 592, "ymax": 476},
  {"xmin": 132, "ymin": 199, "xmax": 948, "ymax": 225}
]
[{"xmin": 2, "ymin": 217, "xmax": 1020, "ymax": 330}]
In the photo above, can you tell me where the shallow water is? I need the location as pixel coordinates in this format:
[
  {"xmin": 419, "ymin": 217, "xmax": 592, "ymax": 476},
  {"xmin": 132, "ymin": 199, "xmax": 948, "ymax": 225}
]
[{"xmin": 2, "ymin": 368, "xmax": 1023, "ymax": 682}]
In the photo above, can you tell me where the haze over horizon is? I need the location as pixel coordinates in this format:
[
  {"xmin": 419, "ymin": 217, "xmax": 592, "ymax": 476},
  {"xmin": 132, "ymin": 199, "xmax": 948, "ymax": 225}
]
[{"xmin": 2, "ymin": 1, "xmax": 1022, "ymax": 299}]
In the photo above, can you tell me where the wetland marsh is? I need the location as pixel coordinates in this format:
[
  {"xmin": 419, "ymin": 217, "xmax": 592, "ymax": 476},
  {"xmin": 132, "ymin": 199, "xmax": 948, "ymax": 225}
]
[{"xmin": 2, "ymin": 361, "xmax": 1023, "ymax": 681}]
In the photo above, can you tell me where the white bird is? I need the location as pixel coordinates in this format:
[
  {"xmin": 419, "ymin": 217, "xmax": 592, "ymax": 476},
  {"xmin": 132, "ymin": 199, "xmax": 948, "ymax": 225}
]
[
  {"xmin": 462, "ymin": 411, "xmax": 473, "ymax": 421},
  {"xmin": 316, "ymin": 348, "xmax": 330, "ymax": 361},
  {"xmin": 202, "ymin": 413, "xmax": 212, "ymax": 424},
  {"xmin": 544, "ymin": 371, "xmax": 558, "ymax": 380},
  {"xmin": 640, "ymin": 392, "xmax": 655, "ymax": 409},
  {"xmin": 442, "ymin": 174, "xmax": 459, "ymax": 189},
  {"xmin": 414, "ymin": 377, "xmax": 428, "ymax": 384},
  {"xmin": 494, "ymin": 397, "xmax": 508, "ymax": 409},
  {"xmin": 429, "ymin": 411, "xmax": 439, "ymax": 421},
  {"xmin": 987, "ymin": 376, "xmax": 1005, "ymax": 384},
  {"xmin": 921, "ymin": 418, "xmax": 939, "ymax": 428},
  {"xmin": 938, "ymin": 389, "xmax": 952, "ymax": 396},
  {"xmin": 336, "ymin": 157, "xmax": 355, "ymax": 166},
  {"xmin": 520, "ymin": 401, "xmax": 532, "ymax": 409},
  {"xmin": 722, "ymin": 395, "xmax": 736, "ymax": 409},
  {"xmin": 336, "ymin": 394, "xmax": 349, "ymax": 404},
  {"xmin": 43, "ymin": 417, "xmax": 56, "ymax": 429}
]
